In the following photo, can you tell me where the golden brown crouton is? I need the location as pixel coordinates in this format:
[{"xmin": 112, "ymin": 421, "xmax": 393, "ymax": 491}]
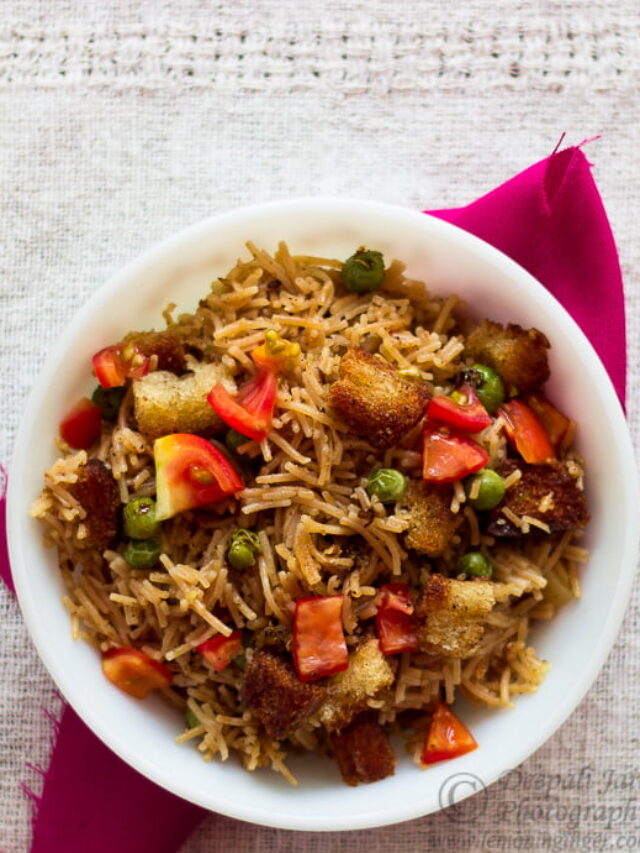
[
  {"xmin": 319, "ymin": 638, "xmax": 394, "ymax": 731},
  {"xmin": 68, "ymin": 458, "xmax": 120, "ymax": 550},
  {"xmin": 121, "ymin": 331, "xmax": 187, "ymax": 374},
  {"xmin": 132, "ymin": 361, "xmax": 235, "ymax": 439},
  {"xmin": 404, "ymin": 481, "xmax": 457, "ymax": 556},
  {"xmin": 241, "ymin": 648, "xmax": 326, "ymax": 739},
  {"xmin": 487, "ymin": 459, "xmax": 589, "ymax": 538},
  {"xmin": 464, "ymin": 320, "xmax": 550, "ymax": 394},
  {"xmin": 328, "ymin": 347, "xmax": 430, "ymax": 448},
  {"xmin": 415, "ymin": 574, "xmax": 495, "ymax": 659},
  {"xmin": 330, "ymin": 712, "xmax": 395, "ymax": 786}
]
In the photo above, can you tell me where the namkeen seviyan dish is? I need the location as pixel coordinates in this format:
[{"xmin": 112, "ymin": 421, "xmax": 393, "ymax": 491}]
[{"xmin": 33, "ymin": 243, "xmax": 589, "ymax": 786}]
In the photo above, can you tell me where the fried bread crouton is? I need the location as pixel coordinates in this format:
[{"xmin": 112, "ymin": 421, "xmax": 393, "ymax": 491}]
[
  {"xmin": 121, "ymin": 331, "xmax": 187, "ymax": 374},
  {"xmin": 328, "ymin": 347, "xmax": 430, "ymax": 448},
  {"xmin": 404, "ymin": 481, "xmax": 457, "ymax": 556},
  {"xmin": 464, "ymin": 320, "xmax": 550, "ymax": 394},
  {"xmin": 415, "ymin": 574, "xmax": 495, "ymax": 659},
  {"xmin": 330, "ymin": 713, "xmax": 395, "ymax": 786},
  {"xmin": 319, "ymin": 638, "xmax": 394, "ymax": 731},
  {"xmin": 487, "ymin": 459, "xmax": 589, "ymax": 538},
  {"xmin": 68, "ymin": 458, "xmax": 120, "ymax": 550},
  {"xmin": 241, "ymin": 648, "xmax": 326, "ymax": 739},
  {"xmin": 132, "ymin": 361, "xmax": 235, "ymax": 439}
]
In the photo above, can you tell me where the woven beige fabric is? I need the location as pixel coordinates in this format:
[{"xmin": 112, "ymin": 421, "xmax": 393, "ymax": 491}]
[{"xmin": 1, "ymin": 2, "xmax": 639, "ymax": 850}]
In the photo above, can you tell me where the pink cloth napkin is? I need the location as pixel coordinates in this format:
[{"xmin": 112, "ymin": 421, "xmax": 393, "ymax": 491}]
[{"xmin": 0, "ymin": 144, "xmax": 626, "ymax": 851}]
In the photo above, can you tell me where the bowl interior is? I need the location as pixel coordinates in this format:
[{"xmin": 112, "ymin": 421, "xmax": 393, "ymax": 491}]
[{"xmin": 8, "ymin": 199, "xmax": 638, "ymax": 830}]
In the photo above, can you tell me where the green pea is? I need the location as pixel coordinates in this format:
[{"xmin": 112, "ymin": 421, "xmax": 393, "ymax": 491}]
[
  {"xmin": 228, "ymin": 542, "xmax": 254, "ymax": 570},
  {"xmin": 456, "ymin": 551, "xmax": 493, "ymax": 578},
  {"xmin": 225, "ymin": 429, "xmax": 249, "ymax": 452},
  {"xmin": 91, "ymin": 385, "xmax": 126, "ymax": 421},
  {"xmin": 341, "ymin": 249, "xmax": 385, "ymax": 293},
  {"xmin": 124, "ymin": 538, "xmax": 161, "ymax": 569},
  {"xmin": 467, "ymin": 364, "xmax": 505, "ymax": 414},
  {"xmin": 366, "ymin": 468, "xmax": 407, "ymax": 503},
  {"xmin": 123, "ymin": 497, "xmax": 160, "ymax": 540},
  {"xmin": 465, "ymin": 469, "xmax": 506, "ymax": 511},
  {"xmin": 227, "ymin": 529, "xmax": 261, "ymax": 570},
  {"xmin": 185, "ymin": 707, "xmax": 200, "ymax": 729}
]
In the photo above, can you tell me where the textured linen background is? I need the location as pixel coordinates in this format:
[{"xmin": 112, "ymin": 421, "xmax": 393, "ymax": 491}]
[{"xmin": 1, "ymin": 1, "xmax": 639, "ymax": 850}]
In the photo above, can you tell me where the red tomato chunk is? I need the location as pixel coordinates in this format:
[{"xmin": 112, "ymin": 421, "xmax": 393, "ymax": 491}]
[
  {"xmin": 154, "ymin": 433, "xmax": 244, "ymax": 520},
  {"xmin": 421, "ymin": 701, "xmax": 478, "ymax": 765},
  {"xmin": 375, "ymin": 583, "xmax": 417, "ymax": 655},
  {"xmin": 427, "ymin": 385, "xmax": 492, "ymax": 433},
  {"xmin": 293, "ymin": 595, "xmax": 348, "ymax": 682},
  {"xmin": 499, "ymin": 398, "xmax": 555, "ymax": 464},
  {"xmin": 422, "ymin": 424, "xmax": 489, "ymax": 483},
  {"xmin": 59, "ymin": 398, "xmax": 102, "ymax": 449},
  {"xmin": 92, "ymin": 343, "xmax": 150, "ymax": 388},
  {"xmin": 524, "ymin": 392, "xmax": 570, "ymax": 448},
  {"xmin": 102, "ymin": 647, "xmax": 172, "ymax": 699},
  {"xmin": 207, "ymin": 369, "xmax": 277, "ymax": 442},
  {"xmin": 197, "ymin": 631, "xmax": 243, "ymax": 672}
]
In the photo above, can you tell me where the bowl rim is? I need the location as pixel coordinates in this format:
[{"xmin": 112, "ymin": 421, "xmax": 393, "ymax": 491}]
[{"xmin": 7, "ymin": 197, "xmax": 639, "ymax": 831}]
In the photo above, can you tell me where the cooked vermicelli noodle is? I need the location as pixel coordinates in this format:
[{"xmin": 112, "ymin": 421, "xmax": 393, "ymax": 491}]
[{"xmin": 32, "ymin": 241, "xmax": 588, "ymax": 785}]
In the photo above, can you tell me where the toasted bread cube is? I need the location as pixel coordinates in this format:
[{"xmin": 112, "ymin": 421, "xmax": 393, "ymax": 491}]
[
  {"xmin": 330, "ymin": 712, "xmax": 395, "ymax": 786},
  {"xmin": 487, "ymin": 459, "xmax": 589, "ymax": 538},
  {"xmin": 121, "ymin": 331, "xmax": 186, "ymax": 374},
  {"xmin": 68, "ymin": 458, "xmax": 120, "ymax": 550},
  {"xmin": 465, "ymin": 320, "xmax": 550, "ymax": 394},
  {"xmin": 241, "ymin": 648, "xmax": 326, "ymax": 739},
  {"xmin": 132, "ymin": 361, "xmax": 235, "ymax": 439},
  {"xmin": 328, "ymin": 347, "xmax": 430, "ymax": 448},
  {"xmin": 404, "ymin": 481, "xmax": 457, "ymax": 556},
  {"xmin": 416, "ymin": 574, "xmax": 495, "ymax": 659},
  {"xmin": 319, "ymin": 638, "xmax": 394, "ymax": 732}
]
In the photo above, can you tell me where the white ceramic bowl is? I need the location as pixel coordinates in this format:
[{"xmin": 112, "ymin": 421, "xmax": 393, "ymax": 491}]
[{"xmin": 8, "ymin": 199, "xmax": 639, "ymax": 831}]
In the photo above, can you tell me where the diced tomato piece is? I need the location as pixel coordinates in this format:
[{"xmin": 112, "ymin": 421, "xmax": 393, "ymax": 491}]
[
  {"xmin": 154, "ymin": 433, "xmax": 244, "ymax": 520},
  {"xmin": 379, "ymin": 583, "xmax": 414, "ymax": 616},
  {"xmin": 92, "ymin": 344, "xmax": 150, "ymax": 388},
  {"xmin": 421, "ymin": 700, "xmax": 478, "ymax": 765},
  {"xmin": 59, "ymin": 397, "xmax": 102, "ymax": 449},
  {"xmin": 375, "ymin": 583, "xmax": 417, "ymax": 655},
  {"xmin": 525, "ymin": 393, "xmax": 571, "ymax": 448},
  {"xmin": 207, "ymin": 369, "xmax": 277, "ymax": 442},
  {"xmin": 92, "ymin": 346, "xmax": 126, "ymax": 387},
  {"xmin": 101, "ymin": 647, "xmax": 172, "ymax": 699},
  {"xmin": 427, "ymin": 385, "xmax": 492, "ymax": 433},
  {"xmin": 197, "ymin": 630, "xmax": 243, "ymax": 672},
  {"xmin": 422, "ymin": 424, "xmax": 489, "ymax": 483},
  {"xmin": 498, "ymin": 398, "xmax": 555, "ymax": 464},
  {"xmin": 251, "ymin": 330, "xmax": 300, "ymax": 374},
  {"xmin": 293, "ymin": 595, "xmax": 348, "ymax": 682}
]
